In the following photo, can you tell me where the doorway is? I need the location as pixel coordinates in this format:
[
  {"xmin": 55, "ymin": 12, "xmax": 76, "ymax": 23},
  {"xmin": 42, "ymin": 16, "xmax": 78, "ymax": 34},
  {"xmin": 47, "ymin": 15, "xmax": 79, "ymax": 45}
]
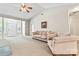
[{"xmin": 69, "ymin": 5, "xmax": 79, "ymax": 35}]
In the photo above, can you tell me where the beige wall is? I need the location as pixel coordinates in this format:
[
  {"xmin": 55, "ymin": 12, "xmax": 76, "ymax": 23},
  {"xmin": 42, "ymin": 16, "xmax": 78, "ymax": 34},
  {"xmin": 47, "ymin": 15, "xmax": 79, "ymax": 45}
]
[{"xmin": 30, "ymin": 6, "xmax": 73, "ymax": 35}]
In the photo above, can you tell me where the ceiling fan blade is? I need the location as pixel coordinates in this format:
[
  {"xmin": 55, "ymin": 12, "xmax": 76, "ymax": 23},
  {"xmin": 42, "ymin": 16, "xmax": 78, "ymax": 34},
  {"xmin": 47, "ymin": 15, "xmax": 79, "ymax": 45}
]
[
  {"xmin": 19, "ymin": 7, "xmax": 24, "ymax": 12},
  {"xmin": 26, "ymin": 9, "xmax": 30, "ymax": 13},
  {"xmin": 19, "ymin": 9, "xmax": 21, "ymax": 11},
  {"xmin": 20, "ymin": 4, "xmax": 32, "ymax": 13},
  {"xmin": 21, "ymin": 4, "xmax": 26, "ymax": 8},
  {"xmin": 28, "ymin": 7, "xmax": 32, "ymax": 9},
  {"xmin": 69, "ymin": 11, "xmax": 79, "ymax": 16},
  {"xmin": 21, "ymin": 4, "xmax": 24, "ymax": 8}
]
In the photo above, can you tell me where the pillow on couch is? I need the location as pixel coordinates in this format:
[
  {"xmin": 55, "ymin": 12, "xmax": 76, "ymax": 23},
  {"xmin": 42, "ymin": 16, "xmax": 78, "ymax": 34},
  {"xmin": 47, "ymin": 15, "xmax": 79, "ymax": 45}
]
[
  {"xmin": 32, "ymin": 31, "xmax": 41, "ymax": 35},
  {"xmin": 47, "ymin": 32, "xmax": 58, "ymax": 40}
]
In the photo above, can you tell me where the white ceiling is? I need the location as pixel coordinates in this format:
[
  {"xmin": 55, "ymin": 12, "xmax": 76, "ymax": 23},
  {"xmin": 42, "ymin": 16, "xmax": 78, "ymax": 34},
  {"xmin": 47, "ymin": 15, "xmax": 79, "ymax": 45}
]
[
  {"xmin": 0, "ymin": 3, "xmax": 78, "ymax": 20},
  {"xmin": 0, "ymin": 3, "xmax": 44, "ymax": 20},
  {"xmin": 38, "ymin": 3, "xmax": 75, "ymax": 9}
]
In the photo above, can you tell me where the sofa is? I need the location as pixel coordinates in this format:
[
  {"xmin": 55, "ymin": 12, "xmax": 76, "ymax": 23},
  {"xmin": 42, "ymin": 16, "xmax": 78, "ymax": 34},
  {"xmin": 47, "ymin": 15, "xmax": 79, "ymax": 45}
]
[
  {"xmin": 32, "ymin": 31, "xmax": 41, "ymax": 39},
  {"xmin": 32, "ymin": 31, "xmax": 47, "ymax": 42},
  {"xmin": 47, "ymin": 32, "xmax": 79, "ymax": 56}
]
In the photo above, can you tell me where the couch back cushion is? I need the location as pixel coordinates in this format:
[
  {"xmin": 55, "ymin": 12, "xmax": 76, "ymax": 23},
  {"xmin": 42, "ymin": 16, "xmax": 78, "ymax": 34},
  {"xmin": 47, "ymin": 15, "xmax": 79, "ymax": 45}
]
[
  {"xmin": 47, "ymin": 32, "xmax": 58, "ymax": 40},
  {"xmin": 57, "ymin": 32, "xmax": 71, "ymax": 37},
  {"xmin": 33, "ymin": 31, "xmax": 41, "ymax": 35}
]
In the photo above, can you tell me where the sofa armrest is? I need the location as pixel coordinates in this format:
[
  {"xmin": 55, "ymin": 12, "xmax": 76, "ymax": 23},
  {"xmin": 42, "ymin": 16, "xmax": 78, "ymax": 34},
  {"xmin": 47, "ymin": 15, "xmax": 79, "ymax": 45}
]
[{"xmin": 54, "ymin": 35, "xmax": 79, "ymax": 43}]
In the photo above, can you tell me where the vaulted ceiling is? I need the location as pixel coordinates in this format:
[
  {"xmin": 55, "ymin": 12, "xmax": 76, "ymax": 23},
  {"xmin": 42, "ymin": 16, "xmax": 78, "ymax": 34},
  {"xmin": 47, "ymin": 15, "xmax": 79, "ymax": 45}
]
[
  {"xmin": 0, "ymin": 3, "xmax": 44, "ymax": 20},
  {"xmin": 0, "ymin": 3, "xmax": 78, "ymax": 20}
]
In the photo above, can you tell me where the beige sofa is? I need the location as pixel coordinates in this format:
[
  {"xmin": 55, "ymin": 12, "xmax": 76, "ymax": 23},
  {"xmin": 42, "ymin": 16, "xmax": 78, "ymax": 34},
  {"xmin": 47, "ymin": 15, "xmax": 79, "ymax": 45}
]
[
  {"xmin": 47, "ymin": 32, "xmax": 79, "ymax": 56},
  {"xmin": 32, "ymin": 31, "xmax": 41, "ymax": 39},
  {"xmin": 32, "ymin": 31, "xmax": 47, "ymax": 42}
]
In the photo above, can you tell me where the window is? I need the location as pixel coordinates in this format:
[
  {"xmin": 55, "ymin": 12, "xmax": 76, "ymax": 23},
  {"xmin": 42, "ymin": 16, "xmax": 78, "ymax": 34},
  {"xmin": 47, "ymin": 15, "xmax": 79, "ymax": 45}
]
[
  {"xmin": 0, "ymin": 17, "xmax": 2, "ymax": 39},
  {"xmin": 4, "ymin": 18, "xmax": 25, "ymax": 37},
  {"xmin": 0, "ymin": 17, "xmax": 26, "ymax": 38},
  {"xmin": 0, "ymin": 17, "xmax": 2, "ymax": 35},
  {"xmin": 22, "ymin": 21, "xmax": 25, "ymax": 36},
  {"xmin": 17, "ymin": 20, "xmax": 22, "ymax": 34}
]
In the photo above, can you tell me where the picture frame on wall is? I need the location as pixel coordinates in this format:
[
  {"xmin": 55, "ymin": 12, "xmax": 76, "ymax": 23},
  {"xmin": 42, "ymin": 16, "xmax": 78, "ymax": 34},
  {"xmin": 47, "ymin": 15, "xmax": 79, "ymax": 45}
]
[{"xmin": 41, "ymin": 21, "xmax": 47, "ymax": 28}]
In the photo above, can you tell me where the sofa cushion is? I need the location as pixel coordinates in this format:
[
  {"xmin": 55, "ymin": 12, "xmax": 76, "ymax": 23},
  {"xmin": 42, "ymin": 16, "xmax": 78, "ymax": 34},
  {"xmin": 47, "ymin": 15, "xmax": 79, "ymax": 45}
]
[
  {"xmin": 47, "ymin": 32, "xmax": 58, "ymax": 40},
  {"xmin": 57, "ymin": 32, "xmax": 71, "ymax": 37},
  {"xmin": 32, "ymin": 31, "xmax": 41, "ymax": 35},
  {"xmin": 53, "ymin": 36, "xmax": 78, "ymax": 43}
]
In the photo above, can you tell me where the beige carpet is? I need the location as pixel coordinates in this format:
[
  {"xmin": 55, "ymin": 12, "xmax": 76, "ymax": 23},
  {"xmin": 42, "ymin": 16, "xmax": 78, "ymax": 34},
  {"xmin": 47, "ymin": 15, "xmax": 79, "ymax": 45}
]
[{"xmin": 6, "ymin": 36, "xmax": 52, "ymax": 56}]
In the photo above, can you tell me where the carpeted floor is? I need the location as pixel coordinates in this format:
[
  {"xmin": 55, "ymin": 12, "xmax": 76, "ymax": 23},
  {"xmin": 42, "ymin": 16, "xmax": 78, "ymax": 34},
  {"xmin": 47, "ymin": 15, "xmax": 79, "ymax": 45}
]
[{"xmin": 6, "ymin": 36, "xmax": 52, "ymax": 56}]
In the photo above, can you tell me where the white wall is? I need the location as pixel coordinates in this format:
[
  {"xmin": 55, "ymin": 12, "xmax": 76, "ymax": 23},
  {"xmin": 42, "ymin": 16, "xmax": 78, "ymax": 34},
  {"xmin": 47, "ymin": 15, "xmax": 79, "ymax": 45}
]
[{"xmin": 30, "ymin": 5, "xmax": 76, "ymax": 35}]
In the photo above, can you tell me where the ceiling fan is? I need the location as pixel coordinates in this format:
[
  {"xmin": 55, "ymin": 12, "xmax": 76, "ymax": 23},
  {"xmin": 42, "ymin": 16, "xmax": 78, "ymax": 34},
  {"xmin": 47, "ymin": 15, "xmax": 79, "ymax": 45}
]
[
  {"xmin": 19, "ymin": 3, "xmax": 32, "ymax": 13},
  {"xmin": 69, "ymin": 11, "xmax": 79, "ymax": 16}
]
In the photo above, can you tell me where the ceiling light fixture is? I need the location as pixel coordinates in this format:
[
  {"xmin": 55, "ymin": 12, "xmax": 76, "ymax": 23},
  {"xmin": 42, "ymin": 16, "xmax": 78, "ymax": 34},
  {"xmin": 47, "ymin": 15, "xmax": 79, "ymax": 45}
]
[{"xmin": 19, "ymin": 3, "xmax": 32, "ymax": 13}]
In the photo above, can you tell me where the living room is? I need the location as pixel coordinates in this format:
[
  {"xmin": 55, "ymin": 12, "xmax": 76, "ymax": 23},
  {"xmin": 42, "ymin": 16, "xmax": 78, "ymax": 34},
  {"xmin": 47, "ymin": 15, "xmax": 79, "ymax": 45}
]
[{"xmin": 0, "ymin": 3, "xmax": 79, "ymax": 56}]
